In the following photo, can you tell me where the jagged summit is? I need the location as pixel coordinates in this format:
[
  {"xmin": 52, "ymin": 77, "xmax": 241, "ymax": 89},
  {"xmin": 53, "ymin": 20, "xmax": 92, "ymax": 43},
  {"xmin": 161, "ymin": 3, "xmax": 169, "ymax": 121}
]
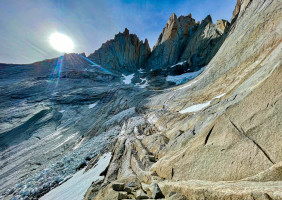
[
  {"xmin": 87, "ymin": 12, "xmax": 229, "ymax": 74},
  {"xmin": 88, "ymin": 28, "xmax": 151, "ymax": 72},
  {"xmin": 153, "ymin": 12, "xmax": 196, "ymax": 49},
  {"xmin": 146, "ymin": 13, "xmax": 229, "ymax": 71}
]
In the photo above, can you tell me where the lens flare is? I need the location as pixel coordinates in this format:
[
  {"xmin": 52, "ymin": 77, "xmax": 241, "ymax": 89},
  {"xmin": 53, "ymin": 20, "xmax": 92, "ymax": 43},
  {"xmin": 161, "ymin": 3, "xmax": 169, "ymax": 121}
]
[{"xmin": 49, "ymin": 33, "xmax": 74, "ymax": 53}]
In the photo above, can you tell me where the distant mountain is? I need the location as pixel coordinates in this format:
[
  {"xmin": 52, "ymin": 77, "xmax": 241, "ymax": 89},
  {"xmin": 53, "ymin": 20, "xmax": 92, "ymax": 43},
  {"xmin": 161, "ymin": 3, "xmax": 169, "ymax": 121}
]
[
  {"xmin": 88, "ymin": 13, "xmax": 229, "ymax": 74},
  {"xmin": 88, "ymin": 28, "xmax": 151, "ymax": 73}
]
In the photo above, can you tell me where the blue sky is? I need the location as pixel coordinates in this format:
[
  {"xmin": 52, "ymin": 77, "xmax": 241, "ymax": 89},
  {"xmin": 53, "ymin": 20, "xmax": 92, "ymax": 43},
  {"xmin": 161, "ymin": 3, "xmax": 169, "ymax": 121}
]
[{"xmin": 0, "ymin": 0, "xmax": 235, "ymax": 64}]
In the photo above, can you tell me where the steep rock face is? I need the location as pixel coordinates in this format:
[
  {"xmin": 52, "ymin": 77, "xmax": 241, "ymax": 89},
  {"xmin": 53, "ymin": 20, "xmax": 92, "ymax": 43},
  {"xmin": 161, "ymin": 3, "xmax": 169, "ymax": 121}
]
[
  {"xmin": 146, "ymin": 13, "xmax": 229, "ymax": 71},
  {"xmin": 146, "ymin": 13, "xmax": 196, "ymax": 69},
  {"xmin": 179, "ymin": 15, "xmax": 229, "ymax": 69},
  {"xmin": 88, "ymin": 28, "xmax": 151, "ymax": 72}
]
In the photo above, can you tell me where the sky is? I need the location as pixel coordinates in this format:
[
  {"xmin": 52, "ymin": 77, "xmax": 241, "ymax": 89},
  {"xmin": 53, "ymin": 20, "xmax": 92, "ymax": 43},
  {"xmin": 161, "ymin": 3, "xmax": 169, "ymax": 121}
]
[{"xmin": 0, "ymin": 0, "xmax": 236, "ymax": 64}]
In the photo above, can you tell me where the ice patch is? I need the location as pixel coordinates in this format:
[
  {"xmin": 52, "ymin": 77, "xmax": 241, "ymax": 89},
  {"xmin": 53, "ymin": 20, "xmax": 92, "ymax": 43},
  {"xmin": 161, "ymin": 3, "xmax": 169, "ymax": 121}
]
[
  {"xmin": 167, "ymin": 67, "xmax": 205, "ymax": 85},
  {"xmin": 40, "ymin": 152, "xmax": 112, "ymax": 200},
  {"xmin": 59, "ymin": 110, "xmax": 65, "ymax": 113},
  {"xmin": 88, "ymin": 102, "xmax": 98, "ymax": 109},
  {"xmin": 170, "ymin": 61, "xmax": 188, "ymax": 68},
  {"xmin": 179, "ymin": 101, "xmax": 211, "ymax": 114},
  {"xmin": 122, "ymin": 74, "xmax": 134, "ymax": 84},
  {"xmin": 213, "ymin": 93, "xmax": 226, "ymax": 99},
  {"xmin": 135, "ymin": 78, "xmax": 148, "ymax": 88}
]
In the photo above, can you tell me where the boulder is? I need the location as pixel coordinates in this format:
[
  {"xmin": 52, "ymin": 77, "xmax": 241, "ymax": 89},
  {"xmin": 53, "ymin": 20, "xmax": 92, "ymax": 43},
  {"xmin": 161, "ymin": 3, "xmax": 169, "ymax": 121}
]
[
  {"xmin": 136, "ymin": 189, "xmax": 149, "ymax": 199},
  {"xmin": 112, "ymin": 182, "xmax": 125, "ymax": 191}
]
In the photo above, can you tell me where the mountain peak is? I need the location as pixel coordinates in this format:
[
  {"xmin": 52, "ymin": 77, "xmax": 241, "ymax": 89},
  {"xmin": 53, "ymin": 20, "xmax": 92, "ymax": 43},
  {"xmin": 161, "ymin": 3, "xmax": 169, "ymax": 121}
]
[
  {"xmin": 169, "ymin": 12, "xmax": 177, "ymax": 20},
  {"xmin": 123, "ymin": 28, "xmax": 130, "ymax": 35}
]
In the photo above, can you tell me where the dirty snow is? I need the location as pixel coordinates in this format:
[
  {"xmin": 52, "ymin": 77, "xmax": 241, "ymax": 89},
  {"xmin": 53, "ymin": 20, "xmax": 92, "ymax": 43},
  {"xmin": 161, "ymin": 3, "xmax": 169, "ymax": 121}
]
[
  {"xmin": 179, "ymin": 101, "xmax": 211, "ymax": 114},
  {"xmin": 122, "ymin": 74, "xmax": 134, "ymax": 84},
  {"xmin": 104, "ymin": 107, "xmax": 136, "ymax": 127},
  {"xmin": 40, "ymin": 152, "xmax": 112, "ymax": 200},
  {"xmin": 167, "ymin": 67, "xmax": 205, "ymax": 85}
]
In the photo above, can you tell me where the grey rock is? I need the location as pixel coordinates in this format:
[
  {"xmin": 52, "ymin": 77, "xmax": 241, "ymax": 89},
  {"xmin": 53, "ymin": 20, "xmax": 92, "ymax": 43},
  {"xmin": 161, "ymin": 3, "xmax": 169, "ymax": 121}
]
[
  {"xmin": 118, "ymin": 191, "xmax": 128, "ymax": 199},
  {"xmin": 88, "ymin": 28, "xmax": 151, "ymax": 73},
  {"xmin": 146, "ymin": 13, "xmax": 196, "ymax": 70},
  {"xmin": 136, "ymin": 190, "xmax": 149, "ymax": 199},
  {"xmin": 151, "ymin": 183, "xmax": 164, "ymax": 199}
]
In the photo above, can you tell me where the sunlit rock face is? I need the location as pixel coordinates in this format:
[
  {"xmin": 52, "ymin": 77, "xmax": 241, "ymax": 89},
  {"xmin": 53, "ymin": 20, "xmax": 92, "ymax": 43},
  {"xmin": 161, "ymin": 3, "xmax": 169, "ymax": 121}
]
[
  {"xmin": 179, "ymin": 15, "xmax": 229, "ymax": 69},
  {"xmin": 88, "ymin": 28, "xmax": 151, "ymax": 73},
  {"xmin": 146, "ymin": 13, "xmax": 229, "ymax": 71},
  {"xmin": 146, "ymin": 13, "xmax": 196, "ymax": 70}
]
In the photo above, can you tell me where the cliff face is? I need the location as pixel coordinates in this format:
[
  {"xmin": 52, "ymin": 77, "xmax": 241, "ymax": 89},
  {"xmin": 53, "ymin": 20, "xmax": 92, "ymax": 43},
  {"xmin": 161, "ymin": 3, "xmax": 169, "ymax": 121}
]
[
  {"xmin": 179, "ymin": 16, "xmax": 229, "ymax": 69},
  {"xmin": 145, "ymin": 13, "xmax": 196, "ymax": 69},
  {"xmin": 88, "ymin": 28, "xmax": 151, "ymax": 72},
  {"xmin": 146, "ymin": 13, "xmax": 229, "ymax": 71},
  {"xmin": 88, "ymin": 13, "xmax": 229, "ymax": 74}
]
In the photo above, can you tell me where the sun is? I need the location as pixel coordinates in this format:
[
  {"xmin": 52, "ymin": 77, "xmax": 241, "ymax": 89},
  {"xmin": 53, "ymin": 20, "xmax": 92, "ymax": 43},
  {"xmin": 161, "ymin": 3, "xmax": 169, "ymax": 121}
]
[{"xmin": 49, "ymin": 33, "xmax": 74, "ymax": 53}]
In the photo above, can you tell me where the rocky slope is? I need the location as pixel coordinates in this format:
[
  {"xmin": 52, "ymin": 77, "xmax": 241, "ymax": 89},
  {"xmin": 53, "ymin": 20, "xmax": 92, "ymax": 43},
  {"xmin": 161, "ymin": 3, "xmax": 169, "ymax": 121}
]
[
  {"xmin": 82, "ymin": 0, "xmax": 282, "ymax": 199},
  {"xmin": 88, "ymin": 13, "xmax": 229, "ymax": 76}
]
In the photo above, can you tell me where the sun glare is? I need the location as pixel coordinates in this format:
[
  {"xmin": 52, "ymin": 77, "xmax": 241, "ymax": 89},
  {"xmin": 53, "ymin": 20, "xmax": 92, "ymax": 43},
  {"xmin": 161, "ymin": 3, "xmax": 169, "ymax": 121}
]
[{"xmin": 49, "ymin": 33, "xmax": 74, "ymax": 53}]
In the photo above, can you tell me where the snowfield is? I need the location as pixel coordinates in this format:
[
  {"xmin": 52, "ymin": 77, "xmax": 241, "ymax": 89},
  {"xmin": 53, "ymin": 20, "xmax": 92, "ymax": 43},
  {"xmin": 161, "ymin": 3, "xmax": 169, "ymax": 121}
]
[
  {"xmin": 179, "ymin": 101, "xmax": 211, "ymax": 114},
  {"xmin": 122, "ymin": 74, "xmax": 134, "ymax": 84},
  {"xmin": 88, "ymin": 102, "xmax": 98, "ymax": 109},
  {"xmin": 40, "ymin": 152, "xmax": 112, "ymax": 200},
  {"xmin": 167, "ymin": 67, "xmax": 205, "ymax": 85}
]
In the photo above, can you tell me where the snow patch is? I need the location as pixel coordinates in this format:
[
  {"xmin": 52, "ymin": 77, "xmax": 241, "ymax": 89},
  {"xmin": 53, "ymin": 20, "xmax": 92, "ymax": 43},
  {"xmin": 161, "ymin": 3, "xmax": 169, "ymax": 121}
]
[
  {"xmin": 122, "ymin": 74, "xmax": 134, "ymax": 84},
  {"xmin": 135, "ymin": 78, "xmax": 148, "ymax": 88},
  {"xmin": 213, "ymin": 93, "xmax": 226, "ymax": 99},
  {"xmin": 138, "ymin": 68, "xmax": 145, "ymax": 73},
  {"xmin": 40, "ymin": 152, "xmax": 112, "ymax": 200},
  {"xmin": 88, "ymin": 102, "xmax": 98, "ymax": 109},
  {"xmin": 179, "ymin": 101, "xmax": 211, "ymax": 114},
  {"xmin": 170, "ymin": 61, "xmax": 188, "ymax": 68},
  {"xmin": 167, "ymin": 67, "xmax": 205, "ymax": 85}
]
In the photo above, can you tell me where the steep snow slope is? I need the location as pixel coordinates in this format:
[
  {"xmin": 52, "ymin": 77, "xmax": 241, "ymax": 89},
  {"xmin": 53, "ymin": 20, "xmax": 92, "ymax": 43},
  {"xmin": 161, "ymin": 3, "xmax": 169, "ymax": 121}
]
[{"xmin": 40, "ymin": 152, "xmax": 111, "ymax": 200}]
